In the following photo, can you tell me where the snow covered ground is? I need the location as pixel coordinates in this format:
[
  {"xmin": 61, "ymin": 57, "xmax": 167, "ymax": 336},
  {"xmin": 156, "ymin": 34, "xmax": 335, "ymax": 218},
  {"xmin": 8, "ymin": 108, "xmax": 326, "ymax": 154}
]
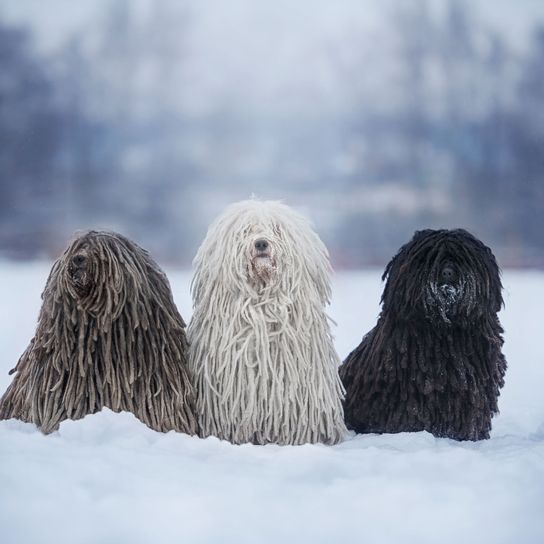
[{"xmin": 0, "ymin": 263, "xmax": 543, "ymax": 544}]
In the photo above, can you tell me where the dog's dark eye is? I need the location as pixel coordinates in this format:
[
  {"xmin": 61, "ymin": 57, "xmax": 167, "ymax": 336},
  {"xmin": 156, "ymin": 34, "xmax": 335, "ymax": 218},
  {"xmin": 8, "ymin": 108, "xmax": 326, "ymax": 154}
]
[{"xmin": 72, "ymin": 255, "xmax": 87, "ymax": 267}]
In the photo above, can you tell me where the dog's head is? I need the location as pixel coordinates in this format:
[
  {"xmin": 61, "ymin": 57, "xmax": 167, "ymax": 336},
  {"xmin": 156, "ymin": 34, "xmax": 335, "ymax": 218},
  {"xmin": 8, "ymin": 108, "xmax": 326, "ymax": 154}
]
[
  {"xmin": 381, "ymin": 229, "xmax": 503, "ymax": 325},
  {"xmin": 51, "ymin": 230, "xmax": 152, "ymax": 320},
  {"xmin": 192, "ymin": 199, "xmax": 331, "ymax": 301}
]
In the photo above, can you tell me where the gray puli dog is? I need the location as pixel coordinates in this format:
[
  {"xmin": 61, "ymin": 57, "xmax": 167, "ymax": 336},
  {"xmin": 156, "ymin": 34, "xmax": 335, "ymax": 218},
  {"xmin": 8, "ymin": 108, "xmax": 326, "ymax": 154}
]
[
  {"xmin": 0, "ymin": 230, "xmax": 197, "ymax": 435},
  {"xmin": 339, "ymin": 229, "xmax": 507, "ymax": 441}
]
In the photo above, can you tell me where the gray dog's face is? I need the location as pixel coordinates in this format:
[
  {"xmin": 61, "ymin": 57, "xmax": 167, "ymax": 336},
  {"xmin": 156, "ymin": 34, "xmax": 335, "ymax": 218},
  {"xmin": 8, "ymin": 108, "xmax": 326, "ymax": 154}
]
[
  {"xmin": 63, "ymin": 232, "xmax": 120, "ymax": 304},
  {"xmin": 55, "ymin": 230, "xmax": 158, "ymax": 322},
  {"xmin": 67, "ymin": 246, "xmax": 93, "ymax": 298}
]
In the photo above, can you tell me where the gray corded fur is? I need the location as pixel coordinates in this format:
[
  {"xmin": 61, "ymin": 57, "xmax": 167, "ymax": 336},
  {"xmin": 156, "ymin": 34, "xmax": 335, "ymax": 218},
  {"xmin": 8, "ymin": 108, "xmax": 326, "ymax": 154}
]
[
  {"xmin": 0, "ymin": 230, "xmax": 197, "ymax": 435},
  {"xmin": 188, "ymin": 199, "xmax": 347, "ymax": 445}
]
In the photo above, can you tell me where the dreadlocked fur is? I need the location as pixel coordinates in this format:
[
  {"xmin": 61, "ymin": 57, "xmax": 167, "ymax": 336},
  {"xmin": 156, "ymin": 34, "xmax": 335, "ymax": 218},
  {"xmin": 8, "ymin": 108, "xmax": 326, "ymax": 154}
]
[
  {"xmin": 339, "ymin": 229, "xmax": 507, "ymax": 441},
  {"xmin": 188, "ymin": 200, "xmax": 347, "ymax": 445},
  {"xmin": 0, "ymin": 230, "xmax": 197, "ymax": 435}
]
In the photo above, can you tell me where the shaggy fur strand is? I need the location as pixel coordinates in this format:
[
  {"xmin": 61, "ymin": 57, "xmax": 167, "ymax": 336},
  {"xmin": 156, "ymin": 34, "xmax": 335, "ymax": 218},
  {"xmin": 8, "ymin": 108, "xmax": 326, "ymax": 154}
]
[
  {"xmin": 0, "ymin": 231, "xmax": 197, "ymax": 434},
  {"xmin": 339, "ymin": 229, "xmax": 507, "ymax": 441},
  {"xmin": 188, "ymin": 200, "xmax": 347, "ymax": 445}
]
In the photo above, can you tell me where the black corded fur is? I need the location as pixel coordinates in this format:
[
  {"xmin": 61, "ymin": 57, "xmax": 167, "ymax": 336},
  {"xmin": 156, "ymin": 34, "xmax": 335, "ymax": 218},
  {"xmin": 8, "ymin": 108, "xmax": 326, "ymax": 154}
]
[{"xmin": 339, "ymin": 229, "xmax": 507, "ymax": 441}]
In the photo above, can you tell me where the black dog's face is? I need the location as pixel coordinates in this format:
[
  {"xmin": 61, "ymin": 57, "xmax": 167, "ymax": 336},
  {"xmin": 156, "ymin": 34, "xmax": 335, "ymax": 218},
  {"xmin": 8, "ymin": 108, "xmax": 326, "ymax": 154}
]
[
  {"xmin": 425, "ymin": 256, "xmax": 468, "ymax": 324},
  {"xmin": 381, "ymin": 229, "xmax": 503, "ymax": 325}
]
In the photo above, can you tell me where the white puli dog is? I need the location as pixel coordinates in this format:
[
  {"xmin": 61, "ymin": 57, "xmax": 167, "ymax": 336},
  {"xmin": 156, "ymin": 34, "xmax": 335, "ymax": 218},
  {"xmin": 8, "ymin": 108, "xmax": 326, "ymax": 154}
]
[{"xmin": 188, "ymin": 199, "xmax": 346, "ymax": 445}]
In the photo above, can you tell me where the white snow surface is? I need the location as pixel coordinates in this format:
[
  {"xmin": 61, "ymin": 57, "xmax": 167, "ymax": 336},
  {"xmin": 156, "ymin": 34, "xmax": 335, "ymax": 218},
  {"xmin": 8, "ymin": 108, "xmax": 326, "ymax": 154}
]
[{"xmin": 0, "ymin": 263, "xmax": 543, "ymax": 544}]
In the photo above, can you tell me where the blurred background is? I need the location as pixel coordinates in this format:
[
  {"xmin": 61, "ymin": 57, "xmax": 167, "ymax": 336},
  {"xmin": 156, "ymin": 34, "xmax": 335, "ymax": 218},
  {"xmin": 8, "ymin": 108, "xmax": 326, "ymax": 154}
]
[{"xmin": 1, "ymin": 0, "xmax": 543, "ymax": 268}]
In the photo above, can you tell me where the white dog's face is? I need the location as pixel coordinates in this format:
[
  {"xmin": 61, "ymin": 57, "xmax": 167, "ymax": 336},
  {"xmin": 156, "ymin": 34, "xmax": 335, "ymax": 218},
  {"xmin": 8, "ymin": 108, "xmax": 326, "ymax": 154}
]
[
  {"xmin": 192, "ymin": 200, "xmax": 332, "ymax": 305},
  {"xmin": 247, "ymin": 226, "xmax": 280, "ymax": 286}
]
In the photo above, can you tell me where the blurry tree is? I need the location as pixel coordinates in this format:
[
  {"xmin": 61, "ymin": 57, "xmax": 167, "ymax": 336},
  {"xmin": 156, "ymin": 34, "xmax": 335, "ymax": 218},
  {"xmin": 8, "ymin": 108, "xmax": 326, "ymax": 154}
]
[
  {"xmin": 508, "ymin": 26, "xmax": 544, "ymax": 262},
  {"xmin": 393, "ymin": 0, "xmax": 434, "ymax": 187},
  {"xmin": 72, "ymin": 0, "xmax": 199, "ymax": 261},
  {"xmin": 452, "ymin": 23, "xmax": 544, "ymax": 265},
  {"xmin": 332, "ymin": 0, "xmax": 544, "ymax": 267},
  {"xmin": 0, "ymin": 20, "xmax": 63, "ymax": 258},
  {"xmin": 438, "ymin": 0, "xmax": 478, "ymax": 123},
  {"xmin": 1, "ymin": 0, "xmax": 543, "ymax": 267},
  {"xmin": 55, "ymin": 38, "xmax": 119, "ymax": 230}
]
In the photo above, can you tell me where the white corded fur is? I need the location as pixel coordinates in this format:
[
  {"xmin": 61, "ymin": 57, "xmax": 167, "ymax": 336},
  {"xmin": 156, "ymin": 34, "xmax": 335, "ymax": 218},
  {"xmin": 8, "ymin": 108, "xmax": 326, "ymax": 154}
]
[{"xmin": 188, "ymin": 199, "xmax": 347, "ymax": 445}]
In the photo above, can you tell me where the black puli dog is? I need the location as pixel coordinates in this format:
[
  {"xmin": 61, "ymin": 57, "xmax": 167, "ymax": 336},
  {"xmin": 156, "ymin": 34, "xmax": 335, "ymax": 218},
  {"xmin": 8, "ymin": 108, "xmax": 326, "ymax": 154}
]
[
  {"xmin": 339, "ymin": 229, "xmax": 507, "ymax": 441},
  {"xmin": 0, "ymin": 230, "xmax": 197, "ymax": 435}
]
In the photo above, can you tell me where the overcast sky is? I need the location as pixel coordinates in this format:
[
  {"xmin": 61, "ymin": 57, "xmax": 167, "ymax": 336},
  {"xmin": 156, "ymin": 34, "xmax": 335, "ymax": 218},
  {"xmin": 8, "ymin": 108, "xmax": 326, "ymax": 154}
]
[
  {"xmin": 2, "ymin": 0, "xmax": 543, "ymax": 116},
  {"xmin": 3, "ymin": 0, "xmax": 543, "ymax": 52}
]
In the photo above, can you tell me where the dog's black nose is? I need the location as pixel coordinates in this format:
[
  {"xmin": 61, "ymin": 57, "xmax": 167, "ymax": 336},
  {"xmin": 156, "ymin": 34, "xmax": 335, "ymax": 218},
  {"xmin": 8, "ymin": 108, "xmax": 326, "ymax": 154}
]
[
  {"xmin": 72, "ymin": 254, "xmax": 87, "ymax": 267},
  {"xmin": 255, "ymin": 239, "xmax": 269, "ymax": 252},
  {"xmin": 441, "ymin": 265, "xmax": 456, "ymax": 283}
]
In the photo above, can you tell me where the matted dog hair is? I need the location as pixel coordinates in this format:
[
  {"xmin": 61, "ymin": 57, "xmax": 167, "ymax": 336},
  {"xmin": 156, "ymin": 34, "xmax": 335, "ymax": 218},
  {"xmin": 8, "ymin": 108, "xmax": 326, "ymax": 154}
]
[
  {"xmin": 340, "ymin": 228, "xmax": 507, "ymax": 441},
  {"xmin": 0, "ymin": 230, "xmax": 197, "ymax": 434},
  {"xmin": 188, "ymin": 199, "xmax": 346, "ymax": 445}
]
